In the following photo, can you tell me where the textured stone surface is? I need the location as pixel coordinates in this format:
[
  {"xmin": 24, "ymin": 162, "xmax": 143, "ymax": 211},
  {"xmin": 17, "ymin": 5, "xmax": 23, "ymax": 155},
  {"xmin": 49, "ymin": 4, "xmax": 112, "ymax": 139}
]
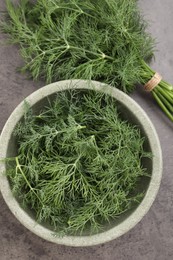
[{"xmin": 0, "ymin": 0, "xmax": 173, "ymax": 259}]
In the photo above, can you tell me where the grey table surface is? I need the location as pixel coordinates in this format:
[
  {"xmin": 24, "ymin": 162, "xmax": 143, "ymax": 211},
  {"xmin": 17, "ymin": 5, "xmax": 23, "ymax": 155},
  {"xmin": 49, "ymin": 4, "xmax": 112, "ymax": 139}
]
[{"xmin": 0, "ymin": 1, "xmax": 173, "ymax": 259}]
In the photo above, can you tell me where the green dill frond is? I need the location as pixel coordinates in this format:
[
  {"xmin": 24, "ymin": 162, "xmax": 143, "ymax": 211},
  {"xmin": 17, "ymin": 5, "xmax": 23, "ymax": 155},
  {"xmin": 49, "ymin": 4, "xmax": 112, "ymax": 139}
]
[
  {"xmin": 6, "ymin": 89, "xmax": 152, "ymax": 235},
  {"xmin": 1, "ymin": 0, "xmax": 154, "ymax": 92}
]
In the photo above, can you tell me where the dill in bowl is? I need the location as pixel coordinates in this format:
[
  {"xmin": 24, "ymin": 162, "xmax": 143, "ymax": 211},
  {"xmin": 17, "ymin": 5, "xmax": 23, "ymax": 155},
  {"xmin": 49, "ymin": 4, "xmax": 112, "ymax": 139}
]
[{"xmin": 7, "ymin": 89, "xmax": 151, "ymax": 235}]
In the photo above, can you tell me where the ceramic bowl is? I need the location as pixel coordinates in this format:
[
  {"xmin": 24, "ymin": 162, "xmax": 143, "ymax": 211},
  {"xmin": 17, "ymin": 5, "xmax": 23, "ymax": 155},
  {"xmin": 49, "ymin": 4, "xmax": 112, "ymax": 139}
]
[{"xmin": 0, "ymin": 80, "xmax": 162, "ymax": 246}]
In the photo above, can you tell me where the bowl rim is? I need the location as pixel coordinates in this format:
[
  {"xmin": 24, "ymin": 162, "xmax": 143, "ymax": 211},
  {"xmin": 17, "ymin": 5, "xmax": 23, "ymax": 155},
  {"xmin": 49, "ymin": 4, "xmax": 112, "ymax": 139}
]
[{"xmin": 0, "ymin": 79, "xmax": 162, "ymax": 247}]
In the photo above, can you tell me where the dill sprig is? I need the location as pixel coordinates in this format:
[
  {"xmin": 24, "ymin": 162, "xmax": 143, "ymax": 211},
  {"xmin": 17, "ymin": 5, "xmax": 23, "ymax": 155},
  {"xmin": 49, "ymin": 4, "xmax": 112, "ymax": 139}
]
[{"xmin": 7, "ymin": 89, "xmax": 151, "ymax": 235}]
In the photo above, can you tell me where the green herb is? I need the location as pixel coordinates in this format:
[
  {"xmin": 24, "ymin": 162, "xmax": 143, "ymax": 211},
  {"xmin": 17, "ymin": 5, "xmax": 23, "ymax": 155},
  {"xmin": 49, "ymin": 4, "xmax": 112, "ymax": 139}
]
[
  {"xmin": 2, "ymin": 1, "xmax": 173, "ymax": 121},
  {"xmin": 1, "ymin": 0, "xmax": 153, "ymax": 92},
  {"xmin": 7, "ymin": 89, "xmax": 151, "ymax": 235},
  {"xmin": 2, "ymin": 0, "xmax": 173, "ymax": 121}
]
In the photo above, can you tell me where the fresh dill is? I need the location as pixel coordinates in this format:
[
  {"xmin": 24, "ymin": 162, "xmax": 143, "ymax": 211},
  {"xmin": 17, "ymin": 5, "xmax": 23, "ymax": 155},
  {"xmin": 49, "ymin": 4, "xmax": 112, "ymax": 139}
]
[
  {"xmin": 1, "ymin": 0, "xmax": 153, "ymax": 92},
  {"xmin": 7, "ymin": 89, "xmax": 151, "ymax": 235},
  {"xmin": 2, "ymin": 0, "xmax": 173, "ymax": 121}
]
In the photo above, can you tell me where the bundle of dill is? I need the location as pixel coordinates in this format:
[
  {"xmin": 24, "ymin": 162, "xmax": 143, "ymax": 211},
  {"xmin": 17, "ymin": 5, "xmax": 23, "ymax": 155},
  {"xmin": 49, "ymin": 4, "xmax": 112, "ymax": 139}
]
[
  {"xmin": 2, "ymin": 0, "xmax": 173, "ymax": 121},
  {"xmin": 7, "ymin": 89, "xmax": 151, "ymax": 235}
]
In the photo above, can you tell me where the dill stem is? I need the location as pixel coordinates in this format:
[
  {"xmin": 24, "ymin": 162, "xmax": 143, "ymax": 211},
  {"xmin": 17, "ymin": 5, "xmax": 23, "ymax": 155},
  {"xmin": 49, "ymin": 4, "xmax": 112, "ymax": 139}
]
[
  {"xmin": 141, "ymin": 60, "xmax": 173, "ymax": 121},
  {"xmin": 15, "ymin": 157, "xmax": 44, "ymax": 206},
  {"xmin": 152, "ymin": 91, "xmax": 173, "ymax": 122},
  {"xmin": 156, "ymin": 86, "xmax": 173, "ymax": 105},
  {"xmin": 49, "ymin": 5, "xmax": 95, "ymax": 19},
  {"xmin": 67, "ymin": 45, "xmax": 114, "ymax": 61},
  {"xmin": 154, "ymin": 88, "xmax": 173, "ymax": 113}
]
